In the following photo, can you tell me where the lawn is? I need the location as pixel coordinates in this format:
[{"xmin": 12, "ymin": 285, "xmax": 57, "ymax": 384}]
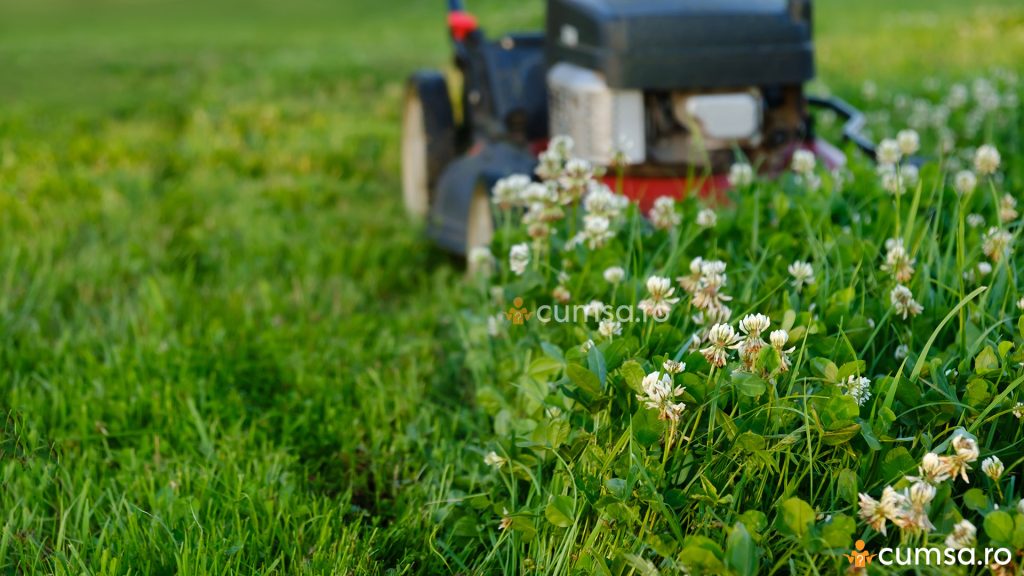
[{"xmin": 0, "ymin": 0, "xmax": 1022, "ymax": 574}]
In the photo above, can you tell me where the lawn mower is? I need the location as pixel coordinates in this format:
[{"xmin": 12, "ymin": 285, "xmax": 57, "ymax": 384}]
[{"xmin": 401, "ymin": 0, "xmax": 879, "ymax": 256}]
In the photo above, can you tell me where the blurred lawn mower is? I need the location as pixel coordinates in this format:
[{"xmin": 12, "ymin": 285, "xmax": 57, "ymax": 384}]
[{"xmin": 402, "ymin": 0, "xmax": 879, "ymax": 256}]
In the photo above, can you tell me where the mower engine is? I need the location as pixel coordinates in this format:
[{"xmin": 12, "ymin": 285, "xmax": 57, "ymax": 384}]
[{"xmin": 546, "ymin": 0, "xmax": 814, "ymax": 173}]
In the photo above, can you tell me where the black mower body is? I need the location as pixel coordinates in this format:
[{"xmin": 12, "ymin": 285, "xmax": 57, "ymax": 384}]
[
  {"xmin": 546, "ymin": 0, "xmax": 814, "ymax": 90},
  {"xmin": 460, "ymin": 33, "xmax": 548, "ymax": 144}
]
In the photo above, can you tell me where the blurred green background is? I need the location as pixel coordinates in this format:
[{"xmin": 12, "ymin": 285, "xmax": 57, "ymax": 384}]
[{"xmin": 0, "ymin": 0, "xmax": 1021, "ymax": 573}]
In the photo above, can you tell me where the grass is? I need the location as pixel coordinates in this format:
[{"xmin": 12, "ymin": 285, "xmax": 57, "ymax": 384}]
[{"xmin": 0, "ymin": 0, "xmax": 1022, "ymax": 573}]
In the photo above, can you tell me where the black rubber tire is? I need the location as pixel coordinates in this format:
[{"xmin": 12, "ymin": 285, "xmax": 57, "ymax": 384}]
[{"xmin": 401, "ymin": 71, "xmax": 456, "ymax": 219}]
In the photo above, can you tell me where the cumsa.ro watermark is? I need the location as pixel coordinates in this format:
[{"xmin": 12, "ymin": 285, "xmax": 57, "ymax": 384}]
[
  {"xmin": 845, "ymin": 539, "xmax": 1013, "ymax": 568},
  {"xmin": 506, "ymin": 298, "xmax": 671, "ymax": 326}
]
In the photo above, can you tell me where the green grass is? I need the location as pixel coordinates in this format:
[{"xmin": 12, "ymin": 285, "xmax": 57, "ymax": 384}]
[{"xmin": 0, "ymin": 0, "xmax": 1022, "ymax": 573}]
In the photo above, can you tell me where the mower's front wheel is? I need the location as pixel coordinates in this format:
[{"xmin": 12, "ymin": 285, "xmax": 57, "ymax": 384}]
[{"xmin": 401, "ymin": 71, "xmax": 455, "ymax": 219}]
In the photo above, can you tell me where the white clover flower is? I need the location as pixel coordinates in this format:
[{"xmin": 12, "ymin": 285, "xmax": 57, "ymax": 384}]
[
  {"xmin": 791, "ymin": 149, "xmax": 816, "ymax": 176},
  {"xmin": 522, "ymin": 203, "xmax": 557, "ymax": 238},
  {"xmin": 583, "ymin": 182, "xmax": 628, "ymax": 219},
  {"xmin": 788, "ymin": 260, "xmax": 815, "ymax": 292},
  {"xmin": 577, "ymin": 214, "xmax": 614, "ymax": 249},
  {"xmin": 940, "ymin": 434, "xmax": 979, "ymax": 483},
  {"xmin": 1017, "ymin": 298, "xmax": 1024, "ymax": 311},
  {"xmin": 977, "ymin": 262, "xmax": 993, "ymax": 277},
  {"xmin": 646, "ymin": 275, "xmax": 677, "ymax": 300},
  {"xmin": 728, "ymin": 162, "xmax": 754, "ymax": 187},
  {"xmin": 895, "ymin": 344, "xmax": 909, "ymax": 361},
  {"xmin": 857, "ymin": 493, "xmax": 886, "ymax": 535},
  {"xmin": 982, "ymin": 227, "xmax": 1013, "ymax": 263},
  {"xmin": 974, "ymin": 144, "xmax": 1001, "ymax": 175},
  {"xmin": 558, "ymin": 159, "xmax": 594, "ymax": 204},
  {"xmin": 688, "ymin": 260, "xmax": 733, "ymax": 324},
  {"xmin": 498, "ymin": 510, "xmax": 513, "ymax": 531},
  {"xmin": 548, "ymin": 135, "xmax": 574, "ymax": 157},
  {"xmin": 638, "ymin": 275, "xmax": 680, "ymax": 321},
  {"xmin": 468, "ymin": 246, "xmax": 495, "ymax": 276},
  {"xmin": 557, "ymin": 270, "xmax": 570, "ymax": 285},
  {"xmin": 880, "ymin": 486, "xmax": 910, "ymax": 520},
  {"xmin": 677, "ymin": 257, "xmax": 704, "ymax": 294},
  {"xmin": 552, "ymin": 285, "xmax": 571, "ymax": 304},
  {"xmin": 908, "ymin": 480, "xmax": 936, "ymax": 507},
  {"xmin": 509, "ymin": 243, "xmax": 530, "ymax": 276},
  {"xmin": 492, "ymin": 174, "xmax": 531, "ymax": 207},
  {"xmin": 739, "ymin": 313, "xmax": 771, "ymax": 337},
  {"xmin": 649, "ymin": 196, "xmax": 681, "ymax": 231},
  {"xmin": 839, "ymin": 375, "xmax": 872, "ymax": 406},
  {"xmin": 999, "ymin": 194, "xmax": 1018, "ymax": 223},
  {"xmin": 603, "ymin": 266, "xmax": 625, "ymax": 284},
  {"xmin": 945, "ymin": 519, "xmax": 976, "ymax": 550},
  {"xmin": 583, "ymin": 300, "xmax": 605, "ymax": 320},
  {"xmin": 954, "ymin": 170, "xmax": 977, "ymax": 196},
  {"xmin": 662, "ymin": 360, "xmax": 686, "ymax": 375},
  {"xmin": 966, "ymin": 213, "xmax": 985, "ymax": 228},
  {"xmin": 1015, "ymin": 402, "xmax": 1024, "ymax": 420},
  {"xmin": 905, "ymin": 481, "xmax": 937, "ymax": 532},
  {"xmin": 484, "ymin": 451, "xmax": 507, "ymax": 469},
  {"xmin": 880, "ymin": 167, "xmax": 905, "ymax": 196},
  {"xmin": 890, "ymin": 285, "xmax": 924, "ymax": 320},
  {"xmin": 598, "ymin": 319, "xmax": 621, "ymax": 339},
  {"xmin": 686, "ymin": 332, "xmax": 703, "ymax": 352},
  {"xmin": 696, "ymin": 208, "xmax": 717, "ymax": 229},
  {"xmin": 770, "ymin": 329, "xmax": 795, "ymax": 372},
  {"xmin": 535, "ymin": 139, "xmax": 571, "ymax": 180},
  {"xmin": 915, "ymin": 452, "xmax": 950, "ymax": 484},
  {"xmin": 610, "ymin": 136, "xmax": 635, "ymax": 167},
  {"xmin": 858, "ymin": 487, "xmax": 907, "ymax": 537},
  {"xmin": 736, "ymin": 313, "xmax": 771, "ymax": 368},
  {"xmin": 701, "ymin": 258, "xmax": 725, "ymax": 278},
  {"xmin": 877, "ymin": 138, "xmax": 902, "ymax": 166},
  {"xmin": 881, "ymin": 238, "xmax": 916, "ymax": 283},
  {"xmin": 897, "ymin": 129, "xmax": 920, "ymax": 156},
  {"xmin": 637, "ymin": 371, "xmax": 686, "ymax": 421},
  {"xmin": 487, "ymin": 314, "xmax": 500, "ymax": 337},
  {"xmin": 522, "ymin": 210, "xmax": 554, "ymax": 240},
  {"xmin": 562, "ymin": 158, "xmax": 592, "ymax": 180},
  {"xmin": 701, "ymin": 323, "xmax": 740, "ymax": 368},
  {"xmin": 521, "ymin": 181, "xmax": 557, "ymax": 206},
  {"xmin": 982, "ymin": 456, "xmax": 1004, "ymax": 481}
]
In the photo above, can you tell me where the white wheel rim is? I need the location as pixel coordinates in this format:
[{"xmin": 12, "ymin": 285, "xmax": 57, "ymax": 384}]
[
  {"xmin": 401, "ymin": 91, "xmax": 430, "ymax": 219},
  {"xmin": 466, "ymin": 190, "xmax": 494, "ymax": 253}
]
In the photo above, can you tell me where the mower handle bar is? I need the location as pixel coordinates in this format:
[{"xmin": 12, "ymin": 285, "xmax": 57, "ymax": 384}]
[
  {"xmin": 808, "ymin": 95, "xmax": 926, "ymax": 167},
  {"xmin": 448, "ymin": 0, "xmax": 465, "ymax": 12},
  {"xmin": 806, "ymin": 95, "xmax": 875, "ymax": 158}
]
